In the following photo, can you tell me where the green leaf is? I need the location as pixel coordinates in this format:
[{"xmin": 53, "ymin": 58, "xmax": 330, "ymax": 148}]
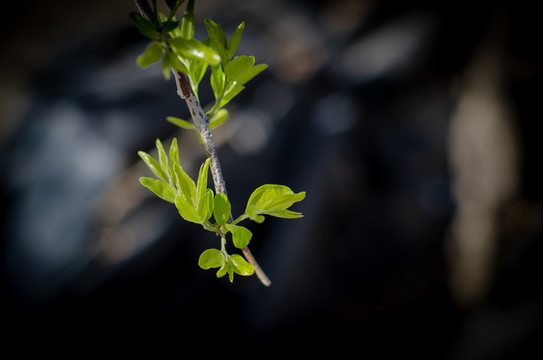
[
  {"xmin": 209, "ymin": 109, "xmax": 228, "ymax": 129},
  {"xmin": 189, "ymin": 60, "xmax": 208, "ymax": 88},
  {"xmin": 163, "ymin": 49, "xmax": 189, "ymax": 74},
  {"xmin": 234, "ymin": 63, "xmax": 268, "ymax": 86},
  {"xmin": 180, "ymin": 0, "xmax": 194, "ymax": 40},
  {"xmin": 230, "ymin": 254, "xmax": 255, "ymax": 276},
  {"xmin": 245, "ymin": 184, "xmax": 305, "ymax": 222},
  {"xmin": 216, "ymin": 262, "xmax": 228, "ymax": 278},
  {"xmin": 198, "ymin": 248, "xmax": 225, "ymax": 269},
  {"xmin": 210, "ymin": 65, "xmax": 225, "ymax": 101},
  {"xmin": 197, "ymin": 188, "xmax": 214, "ymax": 222},
  {"xmin": 228, "ymin": 22, "xmax": 244, "ymax": 59},
  {"xmin": 252, "ymin": 209, "xmax": 303, "ymax": 219},
  {"xmin": 196, "ymin": 158, "xmax": 211, "ymax": 204},
  {"xmin": 165, "ymin": 0, "xmax": 183, "ymax": 11},
  {"xmin": 138, "ymin": 151, "xmax": 168, "ymax": 183},
  {"xmin": 129, "ymin": 12, "xmax": 160, "ymax": 39},
  {"xmin": 155, "ymin": 139, "xmax": 172, "ymax": 183},
  {"xmin": 225, "ymin": 224, "xmax": 252, "ymax": 249},
  {"xmin": 213, "ymin": 193, "xmax": 231, "ymax": 226},
  {"xmin": 220, "ymin": 83, "xmax": 245, "ymax": 108},
  {"xmin": 172, "ymin": 163, "xmax": 196, "ymax": 205},
  {"xmin": 227, "ymin": 262, "xmax": 234, "ymax": 282},
  {"xmin": 175, "ymin": 195, "xmax": 201, "ymax": 224},
  {"xmin": 225, "ymin": 55, "xmax": 255, "ymax": 83},
  {"xmin": 161, "ymin": 20, "xmax": 180, "ymax": 34},
  {"xmin": 203, "ymin": 18, "xmax": 229, "ymax": 65},
  {"xmin": 140, "ymin": 177, "xmax": 176, "ymax": 203},
  {"xmin": 137, "ymin": 42, "xmax": 163, "ymax": 68},
  {"xmin": 168, "ymin": 38, "xmax": 221, "ymax": 65},
  {"xmin": 166, "ymin": 116, "xmax": 194, "ymax": 130},
  {"xmin": 169, "ymin": 137, "xmax": 180, "ymax": 167}
]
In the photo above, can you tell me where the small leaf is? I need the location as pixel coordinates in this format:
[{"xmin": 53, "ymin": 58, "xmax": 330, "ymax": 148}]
[
  {"xmin": 220, "ymin": 83, "xmax": 244, "ymax": 108},
  {"xmin": 227, "ymin": 262, "xmax": 234, "ymax": 282},
  {"xmin": 129, "ymin": 12, "xmax": 160, "ymax": 39},
  {"xmin": 138, "ymin": 151, "xmax": 168, "ymax": 183},
  {"xmin": 254, "ymin": 209, "xmax": 303, "ymax": 219},
  {"xmin": 165, "ymin": 0, "xmax": 182, "ymax": 11},
  {"xmin": 189, "ymin": 60, "xmax": 208, "ymax": 87},
  {"xmin": 172, "ymin": 163, "xmax": 196, "ymax": 205},
  {"xmin": 216, "ymin": 261, "xmax": 228, "ymax": 278},
  {"xmin": 137, "ymin": 42, "xmax": 163, "ymax": 68},
  {"xmin": 196, "ymin": 158, "xmax": 211, "ymax": 204},
  {"xmin": 245, "ymin": 184, "xmax": 305, "ymax": 222},
  {"xmin": 169, "ymin": 137, "xmax": 180, "ymax": 167},
  {"xmin": 225, "ymin": 224, "xmax": 252, "ymax": 249},
  {"xmin": 168, "ymin": 38, "xmax": 221, "ymax": 65},
  {"xmin": 204, "ymin": 18, "xmax": 229, "ymax": 65},
  {"xmin": 209, "ymin": 109, "xmax": 228, "ymax": 129},
  {"xmin": 140, "ymin": 177, "xmax": 176, "ymax": 203},
  {"xmin": 175, "ymin": 195, "xmax": 201, "ymax": 224},
  {"xmin": 228, "ymin": 22, "xmax": 244, "ymax": 59},
  {"xmin": 224, "ymin": 55, "xmax": 255, "ymax": 83},
  {"xmin": 166, "ymin": 116, "xmax": 194, "ymax": 129},
  {"xmin": 163, "ymin": 49, "xmax": 189, "ymax": 74},
  {"xmin": 180, "ymin": 0, "xmax": 194, "ymax": 40},
  {"xmin": 197, "ymin": 188, "xmax": 214, "ymax": 222},
  {"xmin": 210, "ymin": 65, "xmax": 225, "ymax": 100},
  {"xmin": 198, "ymin": 248, "xmax": 225, "ymax": 269},
  {"xmin": 230, "ymin": 254, "xmax": 255, "ymax": 276},
  {"xmin": 155, "ymin": 139, "xmax": 172, "ymax": 183},
  {"xmin": 161, "ymin": 20, "xmax": 180, "ymax": 34},
  {"xmin": 234, "ymin": 63, "xmax": 268, "ymax": 86},
  {"xmin": 213, "ymin": 193, "xmax": 231, "ymax": 226}
]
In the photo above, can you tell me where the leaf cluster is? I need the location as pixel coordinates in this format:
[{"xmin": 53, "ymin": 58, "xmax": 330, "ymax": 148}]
[
  {"xmin": 130, "ymin": 0, "xmax": 267, "ymax": 132},
  {"xmin": 138, "ymin": 138, "xmax": 305, "ymax": 282}
]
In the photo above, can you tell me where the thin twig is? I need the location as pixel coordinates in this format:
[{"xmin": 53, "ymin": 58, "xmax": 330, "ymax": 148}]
[{"xmin": 173, "ymin": 70, "xmax": 271, "ymax": 286}]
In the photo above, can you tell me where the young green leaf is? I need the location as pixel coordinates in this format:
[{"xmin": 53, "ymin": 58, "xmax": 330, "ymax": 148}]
[
  {"xmin": 233, "ymin": 63, "xmax": 268, "ymax": 86},
  {"xmin": 180, "ymin": 0, "xmax": 194, "ymax": 40},
  {"xmin": 155, "ymin": 139, "xmax": 172, "ymax": 183},
  {"xmin": 198, "ymin": 248, "xmax": 225, "ymax": 269},
  {"xmin": 165, "ymin": 0, "xmax": 184, "ymax": 11},
  {"xmin": 138, "ymin": 151, "xmax": 168, "ymax": 183},
  {"xmin": 166, "ymin": 116, "xmax": 194, "ymax": 130},
  {"xmin": 227, "ymin": 262, "xmax": 235, "ymax": 282},
  {"xmin": 216, "ymin": 261, "xmax": 228, "ymax": 278},
  {"xmin": 213, "ymin": 193, "xmax": 231, "ymax": 226},
  {"xmin": 225, "ymin": 223, "xmax": 252, "ymax": 249},
  {"xmin": 245, "ymin": 184, "xmax": 306, "ymax": 222},
  {"xmin": 203, "ymin": 18, "xmax": 229, "ymax": 65},
  {"xmin": 129, "ymin": 12, "xmax": 160, "ymax": 39},
  {"xmin": 209, "ymin": 108, "xmax": 229, "ymax": 129},
  {"xmin": 161, "ymin": 20, "xmax": 180, "ymax": 35},
  {"xmin": 163, "ymin": 49, "xmax": 189, "ymax": 74},
  {"xmin": 175, "ymin": 195, "xmax": 201, "ymax": 224},
  {"xmin": 197, "ymin": 188, "xmax": 214, "ymax": 222},
  {"xmin": 140, "ymin": 177, "xmax": 177, "ymax": 203},
  {"xmin": 137, "ymin": 42, "xmax": 163, "ymax": 68},
  {"xmin": 169, "ymin": 137, "xmax": 180, "ymax": 167},
  {"xmin": 189, "ymin": 60, "xmax": 208, "ymax": 88},
  {"xmin": 220, "ymin": 83, "xmax": 245, "ymax": 108},
  {"xmin": 224, "ymin": 55, "xmax": 255, "ymax": 83},
  {"xmin": 168, "ymin": 38, "xmax": 221, "ymax": 65},
  {"xmin": 210, "ymin": 65, "xmax": 225, "ymax": 101},
  {"xmin": 230, "ymin": 254, "xmax": 255, "ymax": 276},
  {"xmin": 228, "ymin": 22, "xmax": 244, "ymax": 60},
  {"xmin": 172, "ymin": 163, "xmax": 196, "ymax": 205},
  {"xmin": 196, "ymin": 158, "xmax": 211, "ymax": 204}
]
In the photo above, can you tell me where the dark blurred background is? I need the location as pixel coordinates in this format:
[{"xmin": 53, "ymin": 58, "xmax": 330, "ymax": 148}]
[{"xmin": 1, "ymin": 0, "xmax": 542, "ymax": 357}]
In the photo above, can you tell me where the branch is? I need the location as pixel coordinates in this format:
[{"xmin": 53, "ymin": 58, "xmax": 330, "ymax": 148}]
[{"xmin": 173, "ymin": 70, "xmax": 271, "ymax": 287}]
